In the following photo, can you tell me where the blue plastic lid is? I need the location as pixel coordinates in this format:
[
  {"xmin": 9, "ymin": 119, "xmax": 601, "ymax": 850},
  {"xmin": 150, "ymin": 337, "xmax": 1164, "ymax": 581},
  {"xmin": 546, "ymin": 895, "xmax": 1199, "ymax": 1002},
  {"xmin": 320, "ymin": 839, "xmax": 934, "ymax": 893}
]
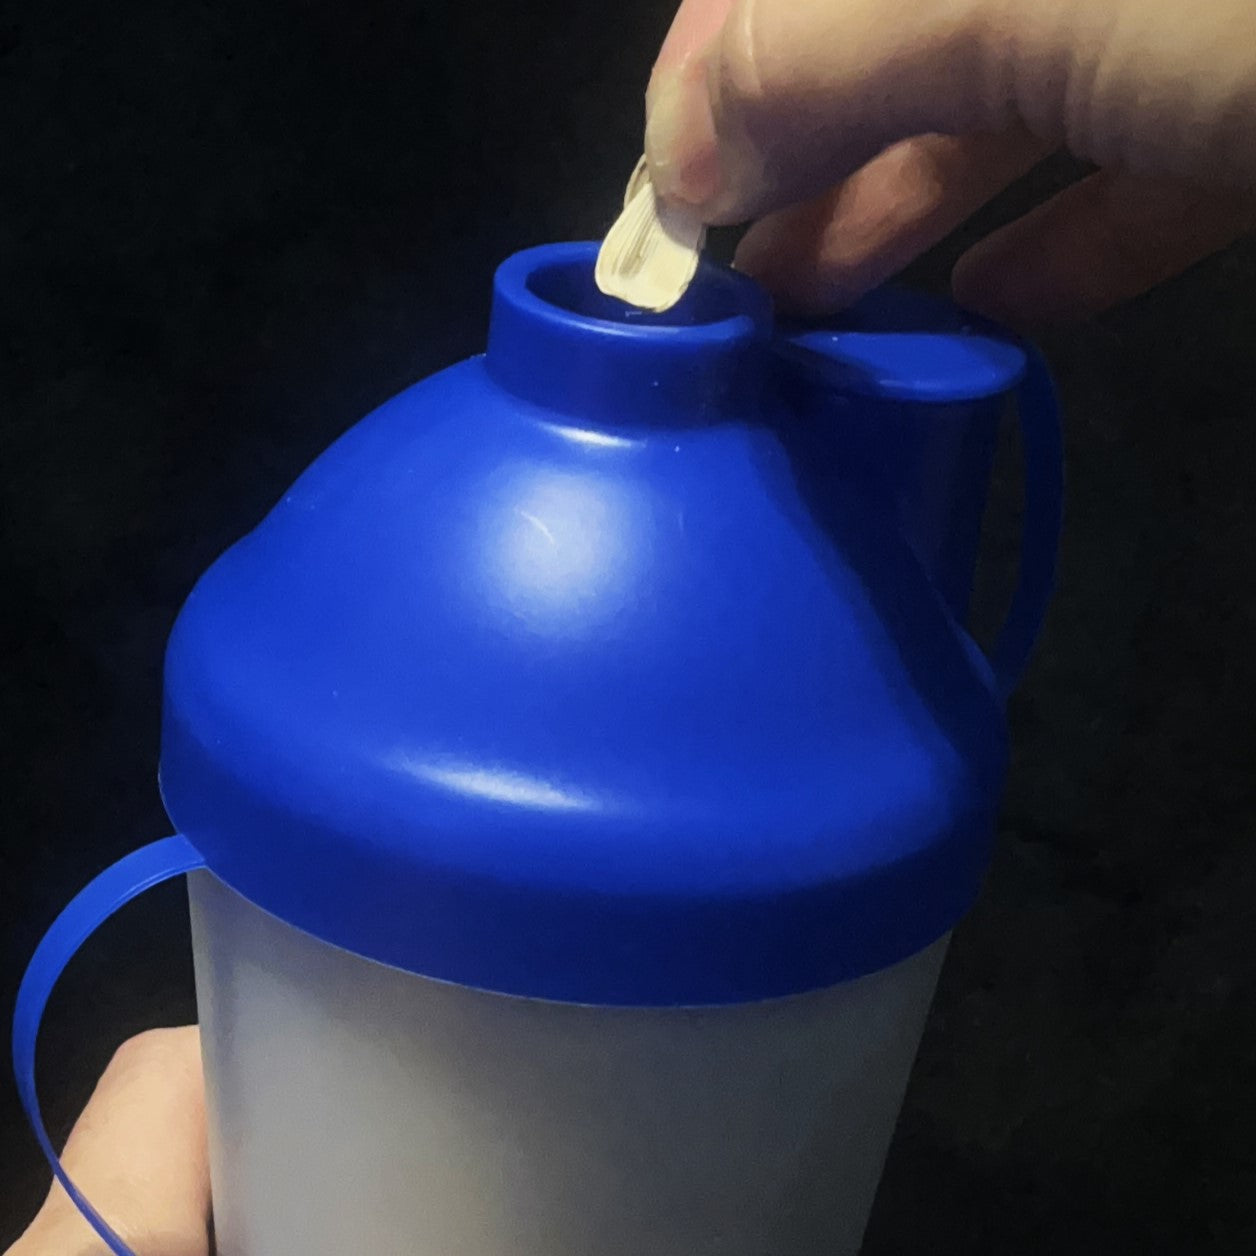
[
  {"xmin": 159, "ymin": 242, "xmax": 1012, "ymax": 1006},
  {"xmin": 776, "ymin": 287, "xmax": 1028, "ymax": 402}
]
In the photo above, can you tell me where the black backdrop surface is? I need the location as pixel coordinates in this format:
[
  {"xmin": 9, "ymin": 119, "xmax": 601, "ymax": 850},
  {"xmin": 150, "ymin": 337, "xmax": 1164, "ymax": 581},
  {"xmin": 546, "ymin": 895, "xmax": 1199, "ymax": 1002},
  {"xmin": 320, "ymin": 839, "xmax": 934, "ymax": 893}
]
[{"xmin": 3, "ymin": 1, "xmax": 1255, "ymax": 1250}]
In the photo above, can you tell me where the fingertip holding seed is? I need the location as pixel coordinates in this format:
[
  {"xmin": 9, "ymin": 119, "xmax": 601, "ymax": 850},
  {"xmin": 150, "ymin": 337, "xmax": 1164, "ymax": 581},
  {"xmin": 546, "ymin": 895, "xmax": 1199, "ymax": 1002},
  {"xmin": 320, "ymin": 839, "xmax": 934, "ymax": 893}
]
[{"xmin": 644, "ymin": 70, "xmax": 725, "ymax": 209}]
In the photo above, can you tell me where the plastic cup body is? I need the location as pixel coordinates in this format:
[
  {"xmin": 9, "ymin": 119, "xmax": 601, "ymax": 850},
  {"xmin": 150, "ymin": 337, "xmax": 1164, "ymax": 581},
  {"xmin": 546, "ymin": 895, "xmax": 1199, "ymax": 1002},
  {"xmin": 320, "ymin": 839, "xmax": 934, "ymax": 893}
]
[{"xmin": 190, "ymin": 870, "xmax": 946, "ymax": 1256}]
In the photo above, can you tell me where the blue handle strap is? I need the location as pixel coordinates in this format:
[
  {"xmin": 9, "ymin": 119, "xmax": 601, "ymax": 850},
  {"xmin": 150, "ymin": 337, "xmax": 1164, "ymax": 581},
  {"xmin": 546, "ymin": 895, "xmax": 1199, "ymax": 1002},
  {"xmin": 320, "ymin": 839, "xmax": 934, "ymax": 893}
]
[
  {"xmin": 989, "ymin": 345, "xmax": 1065, "ymax": 702},
  {"xmin": 12, "ymin": 835, "xmax": 207, "ymax": 1256},
  {"xmin": 773, "ymin": 288, "xmax": 1064, "ymax": 703}
]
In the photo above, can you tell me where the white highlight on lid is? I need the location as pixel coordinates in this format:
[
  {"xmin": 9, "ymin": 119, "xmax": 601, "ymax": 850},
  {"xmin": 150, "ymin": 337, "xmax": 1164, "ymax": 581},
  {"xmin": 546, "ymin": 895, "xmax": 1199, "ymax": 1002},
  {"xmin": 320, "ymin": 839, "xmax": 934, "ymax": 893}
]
[{"xmin": 389, "ymin": 754, "xmax": 599, "ymax": 813}]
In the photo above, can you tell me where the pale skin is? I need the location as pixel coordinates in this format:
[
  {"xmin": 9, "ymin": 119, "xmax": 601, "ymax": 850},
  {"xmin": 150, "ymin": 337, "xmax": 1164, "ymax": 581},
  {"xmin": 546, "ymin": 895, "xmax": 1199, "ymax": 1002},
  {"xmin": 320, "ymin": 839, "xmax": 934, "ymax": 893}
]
[
  {"xmin": 7, "ymin": 1029, "xmax": 209, "ymax": 1255},
  {"xmin": 9, "ymin": 3, "xmax": 1256, "ymax": 1251},
  {"xmin": 645, "ymin": 0, "xmax": 1256, "ymax": 324}
]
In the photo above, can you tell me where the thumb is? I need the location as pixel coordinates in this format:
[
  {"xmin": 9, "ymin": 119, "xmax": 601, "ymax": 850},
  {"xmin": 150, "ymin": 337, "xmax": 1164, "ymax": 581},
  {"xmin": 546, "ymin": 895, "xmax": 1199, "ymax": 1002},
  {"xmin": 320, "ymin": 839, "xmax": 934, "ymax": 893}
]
[{"xmin": 644, "ymin": 0, "xmax": 1256, "ymax": 224}]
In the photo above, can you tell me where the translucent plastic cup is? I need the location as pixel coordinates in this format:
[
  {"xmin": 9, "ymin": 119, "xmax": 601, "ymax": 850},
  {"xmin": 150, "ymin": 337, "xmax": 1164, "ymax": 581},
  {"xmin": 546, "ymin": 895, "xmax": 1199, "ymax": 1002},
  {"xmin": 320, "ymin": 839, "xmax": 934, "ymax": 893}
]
[{"xmin": 190, "ymin": 870, "xmax": 947, "ymax": 1256}]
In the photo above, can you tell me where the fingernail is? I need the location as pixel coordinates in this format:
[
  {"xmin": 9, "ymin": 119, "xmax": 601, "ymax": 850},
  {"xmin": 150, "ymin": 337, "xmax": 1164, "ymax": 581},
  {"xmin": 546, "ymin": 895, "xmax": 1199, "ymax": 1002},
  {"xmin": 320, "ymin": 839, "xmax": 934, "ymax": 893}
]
[{"xmin": 645, "ymin": 68, "xmax": 723, "ymax": 208}]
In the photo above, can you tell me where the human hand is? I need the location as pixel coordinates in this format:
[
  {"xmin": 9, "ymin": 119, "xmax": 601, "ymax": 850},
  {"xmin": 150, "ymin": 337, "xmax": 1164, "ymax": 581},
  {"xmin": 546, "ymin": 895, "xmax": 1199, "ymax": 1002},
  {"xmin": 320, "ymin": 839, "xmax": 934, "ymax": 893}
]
[
  {"xmin": 6, "ymin": 1028, "xmax": 210, "ymax": 1256},
  {"xmin": 644, "ymin": 0, "xmax": 1256, "ymax": 325}
]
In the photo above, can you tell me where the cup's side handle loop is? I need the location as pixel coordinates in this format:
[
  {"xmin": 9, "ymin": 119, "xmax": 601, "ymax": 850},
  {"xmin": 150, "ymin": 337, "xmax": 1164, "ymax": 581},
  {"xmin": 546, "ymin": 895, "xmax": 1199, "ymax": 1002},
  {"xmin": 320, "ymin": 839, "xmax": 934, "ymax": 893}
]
[
  {"xmin": 771, "ymin": 289, "xmax": 1064, "ymax": 703},
  {"xmin": 988, "ymin": 345, "xmax": 1065, "ymax": 703},
  {"xmin": 12, "ymin": 835, "xmax": 207, "ymax": 1256}
]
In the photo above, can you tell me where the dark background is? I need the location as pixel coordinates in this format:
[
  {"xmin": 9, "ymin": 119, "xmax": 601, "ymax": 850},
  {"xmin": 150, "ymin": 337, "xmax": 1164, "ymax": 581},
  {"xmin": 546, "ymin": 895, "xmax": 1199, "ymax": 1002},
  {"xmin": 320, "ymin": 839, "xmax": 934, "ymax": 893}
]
[{"xmin": 3, "ymin": 0, "xmax": 1255, "ymax": 1251}]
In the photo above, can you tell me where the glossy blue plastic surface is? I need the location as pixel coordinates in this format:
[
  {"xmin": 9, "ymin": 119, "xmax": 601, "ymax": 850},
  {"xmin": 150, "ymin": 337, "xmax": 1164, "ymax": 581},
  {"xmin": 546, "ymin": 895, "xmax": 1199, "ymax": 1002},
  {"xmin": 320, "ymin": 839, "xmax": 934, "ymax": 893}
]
[
  {"xmin": 777, "ymin": 287, "xmax": 1027, "ymax": 404},
  {"xmin": 777, "ymin": 289, "xmax": 1018, "ymax": 618},
  {"xmin": 776, "ymin": 288, "xmax": 1063, "ymax": 673},
  {"xmin": 152, "ymin": 242, "xmax": 1058, "ymax": 1006}
]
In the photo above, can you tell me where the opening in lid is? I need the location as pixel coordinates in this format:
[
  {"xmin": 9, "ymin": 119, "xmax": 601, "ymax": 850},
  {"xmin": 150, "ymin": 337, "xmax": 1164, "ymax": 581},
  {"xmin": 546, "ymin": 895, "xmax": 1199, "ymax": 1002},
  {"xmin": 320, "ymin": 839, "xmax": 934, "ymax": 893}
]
[
  {"xmin": 524, "ymin": 252, "xmax": 760, "ymax": 331},
  {"xmin": 487, "ymin": 243, "xmax": 771, "ymax": 428}
]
